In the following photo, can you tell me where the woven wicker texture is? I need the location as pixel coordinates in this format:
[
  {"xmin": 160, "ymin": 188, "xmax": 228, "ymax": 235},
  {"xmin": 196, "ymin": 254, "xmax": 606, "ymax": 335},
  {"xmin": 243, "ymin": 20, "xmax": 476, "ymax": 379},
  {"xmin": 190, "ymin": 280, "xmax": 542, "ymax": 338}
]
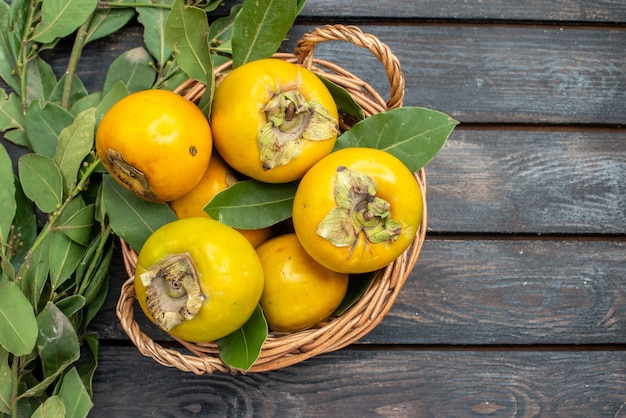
[{"xmin": 116, "ymin": 24, "xmax": 427, "ymax": 374}]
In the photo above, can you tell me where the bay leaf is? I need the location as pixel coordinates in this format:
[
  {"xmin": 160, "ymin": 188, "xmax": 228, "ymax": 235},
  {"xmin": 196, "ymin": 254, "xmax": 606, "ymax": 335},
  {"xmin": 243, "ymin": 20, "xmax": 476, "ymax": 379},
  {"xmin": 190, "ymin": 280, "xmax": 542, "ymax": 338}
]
[
  {"xmin": 318, "ymin": 75, "xmax": 364, "ymax": 121},
  {"xmin": 25, "ymin": 302, "xmax": 80, "ymax": 398},
  {"xmin": 231, "ymin": 0, "xmax": 297, "ymax": 68},
  {"xmin": 164, "ymin": 0, "xmax": 213, "ymax": 105},
  {"xmin": 0, "ymin": 92, "xmax": 28, "ymax": 148},
  {"xmin": 31, "ymin": 0, "xmax": 98, "ymax": 44},
  {"xmin": 334, "ymin": 107, "xmax": 459, "ymax": 172},
  {"xmin": 55, "ymin": 295, "xmax": 86, "ymax": 319},
  {"xmin": 0, "ymin": 143, "xmax": 16, "ymax": 247},
  {"xmin": 136, "ymin": 0, "xmax": 173, "ymax": 69},
  {"xmin": 18, "ymin": 153, "xmax": 63, "ymax": 214},
  {"xmin": 49, "ymin": 230, "xmax": 85, "ymax": 291},
  {"xmin": 54, "ymin": 107, "xmax": 96, "ymax": 196},
  {"xmin": 0, "ymin": 346, "xmax": 12, "ymax": 414},
  {"xmin": 0, "ymin": 2, "xmax": 20, "ymax": 93},
  {"xmin": 24, "ymin": 57, "xmax": 57, "ymax": 105},
  {"xmin": 25, "ymin": 100, "xmax": 75, "ymax": 158},
  {"xmin": 85, "ymin": 8, "xmax": 135, "ymax": 44},
  {"xmin": 30, "ymin": 396, "xmax": 65, "ymax": 418},
  {"xmin": 102, "ymin": 47, "xmax": 156, "ymax": 95},
  {"xmin": 57, "ymin": 202, "xmax": 95, "ymax": 246},
  {"xmin": 10, "ymin": 179, "xmax": 38, "ymax": 273},
  {"xmin": 0, "ymin": 275, "xmax": 38, "ymax": 356},
  {"xmin": 204, "ymin": 180, "xmax": 298, "ymax": 230},
  {"xmin": 217, "ymin": 305, "xmax": 267, "ymax": 371},
  {"xmin": 48, "ymin": 73, "xmax": 89, "ymax": 106},
  {"xmin": 101, "ymin": 175, "xmax": 177, "ymax": 251},
  {"xmin": 57, "ymin": 367, "xmax": 93, "ymax": 418}
]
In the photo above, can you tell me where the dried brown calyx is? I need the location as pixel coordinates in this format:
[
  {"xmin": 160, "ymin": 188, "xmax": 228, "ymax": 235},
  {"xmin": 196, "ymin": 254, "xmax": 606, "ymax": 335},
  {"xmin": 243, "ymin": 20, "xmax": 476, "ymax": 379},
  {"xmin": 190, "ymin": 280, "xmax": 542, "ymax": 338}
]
[
  {"xmin": 316, "ymin": 166, "xmax": 401, "ymax": 252},
  {"xmin": 257, "ymin": 90, "xmax": 338, "ymax": 170},
  {"xmin": 139, "ymin": 253, "xmax": 205, "ymax": 331}
]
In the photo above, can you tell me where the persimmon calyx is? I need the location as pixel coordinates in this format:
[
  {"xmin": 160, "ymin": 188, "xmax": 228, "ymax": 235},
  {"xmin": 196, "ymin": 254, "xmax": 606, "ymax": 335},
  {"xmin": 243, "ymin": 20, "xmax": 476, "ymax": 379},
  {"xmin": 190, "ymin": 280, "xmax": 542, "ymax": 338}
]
[
  {"xmin": 257, "ymin": 89, "xmax": 337, "ymax": 170},
  {"xmin": 106, "ymin": 148, "xmax": 163, "ymax": 203},
  {"xmin": 316, "ymin": 166, "xmax": 401, "ymax": 249},
  {"xmin": 140, "ymin": 253, "xmax": 205, "ymax": 331}
]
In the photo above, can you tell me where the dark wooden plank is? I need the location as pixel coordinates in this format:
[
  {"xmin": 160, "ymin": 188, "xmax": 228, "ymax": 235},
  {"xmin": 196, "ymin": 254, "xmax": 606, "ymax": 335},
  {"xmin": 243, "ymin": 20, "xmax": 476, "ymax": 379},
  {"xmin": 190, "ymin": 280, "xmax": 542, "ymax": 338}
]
[
  {"xmin": 89, "ymin": 346, "xmax": 626, "ymax": 417},
  {"xmin": 91, "ymin": 238, "xmax": 626, "ymax": 345},
  {"xmin": 29, "ymin": 23, "xmax": 625, "ymax": 126},
  {"xmin": 299, "ymin": 0, "xmax": 626, "ymax": 23},
  {"xmin": 283, "ymin": 24, "xmax": 626, "ymax": 125},
  {"xmin": 427, "ymin": 128, "xmax": 626, "ymax": 234},
  {"xmin": 368, "ymin": 238, "xmax": 626, "ymax": 345}
]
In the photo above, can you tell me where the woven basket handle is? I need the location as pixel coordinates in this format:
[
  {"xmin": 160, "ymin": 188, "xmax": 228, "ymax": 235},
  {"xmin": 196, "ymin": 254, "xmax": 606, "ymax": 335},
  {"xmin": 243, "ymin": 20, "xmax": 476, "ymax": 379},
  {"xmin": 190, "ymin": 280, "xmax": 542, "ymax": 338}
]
[{"xmin": 295, "ymin": 24, "xmax": 405, "ymax": 110}]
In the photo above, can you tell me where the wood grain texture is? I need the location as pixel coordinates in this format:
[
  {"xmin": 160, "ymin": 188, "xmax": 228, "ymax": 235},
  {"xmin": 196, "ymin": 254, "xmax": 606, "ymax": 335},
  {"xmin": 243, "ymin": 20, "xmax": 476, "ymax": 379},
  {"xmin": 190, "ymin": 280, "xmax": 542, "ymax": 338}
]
[
  {"xmin": 427, "ymin": 128, "xmax": 626, "ymax": 234},
  {"xmin": 91, "ymin": 239, "xmax": 626, "ymax": 346},
  {"xmin": 33, "ymin": 23, "xmax": 626, "ymax": 126},
  {"xmin": 282, "ymin": 24, "xmax": 626, "ymax": 125},
  {"xmin": 299, "ymin": 0, "xmax": 626, "ymax": 23},
  {"xmin": 90, "ymin": 346, "xmax": 626, "ymax": 417}
]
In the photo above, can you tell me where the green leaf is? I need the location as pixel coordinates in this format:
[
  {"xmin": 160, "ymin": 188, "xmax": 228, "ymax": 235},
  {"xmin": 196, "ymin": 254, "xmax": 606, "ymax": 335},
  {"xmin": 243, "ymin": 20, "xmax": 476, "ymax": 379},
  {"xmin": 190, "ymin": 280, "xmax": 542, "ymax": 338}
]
[
  {"xmin": 57, "ymin": 202, "xmax": 95, "ymax": 245},
  {"xmin": 102, "ymin": 47, "xmax": 156, "ymax": 95},
  {"xmin": 25, "ymin": 302, "xmax": 80, "ymax": 398},
  {"xmin": 54, "ymin": 107, "xmax": 96, "ymax": 196},
  {"xmin": 31, "ymin": 0, "xmax": 98, "ymax": 44},
  {"xmin": 102, "ymin": 175, "xmax": 177, "ymax": 251},
  {"xmin": 25, "ymin": 100, "xmax": 75, "ymax": 158},
  {"xmin": 318, "ymin": 75, "xmax": 365, "ymax": 121},
  {"xmin": 231, "ymin": 0, "xmax": 297, "ymax": 68},
  {"xmin": 31, "ymin": 396, "xmax": 65, "ymax": 418},
  {"xmin": 58, "ymin": 367, "xmax": 93, "ymax": 418},
  {"xmin": 208, "ymin": 4, "xmax": 241, "ymax": 54},
  {"xmin": 18, "ymin": 154, "xmax": 64, "ymax": 214},
  {"xmin": 0, "ymin": 346, "xmax": 12, "ymax": 414},
  {"xmin": 0, "ymin": 275, "xmax": 38, "ymax": 356},
  {"xmin": 24, "ymin": 57, "xmax": 58, "ymax": 105},
  {"xmin": 0, "ymin": 92, "xmax": 28, "ymax": 148},
  {"xmin": 10, "ymin": 178, "xmax": 38, "ymax": 273},
  {"xmin": 0, "ymin": 2, "xmax": 19, "ymax": 93},
  {"xmin": 48, "ymin": 74, "xmax": 89, "ymax": 106},
  {"xmin": 217, "ymin": 305, "xmax": 267, "ymax": 371},
  {"xmin": 70, "ymin": 92, "xmax": 102, "ymax": 116},
  {"xmin": 164, "ymin": 0, "xmax": 213, "ymax": 97},
  {"xmin": 85, "ymin": 7, "xmax": 135, "ymax": 43},
  {"xmin": 55, "ymin": 295, "xmax": 86, "ymax": 319},
  {"xmin": 334, "ymin": 107, "xmax": 459, "ymax": 172},
  {"xmin": 20, "ymin": 234, "xmax": 51, "ymax": 308},
  {"xmin": 49, "ymin": 230, "xmax": 85, "ymax": 291},
  {"xmin": 136, "ymin": 0, "xmax": 173, "ymax": 69},
  {"xmin": 204, "ymin": 180, "xmax": 298, "ymax": 230},
  {"xmin": 96, "ymin": 81, "xmax": 129, "ymax": 124},
  {"xmin": 0, "ymin": 144, "xmax": 16, "ymax": 246},
  {"xmin": 77, "ymin": 334, "xmax": 99, "ymax": 397}
]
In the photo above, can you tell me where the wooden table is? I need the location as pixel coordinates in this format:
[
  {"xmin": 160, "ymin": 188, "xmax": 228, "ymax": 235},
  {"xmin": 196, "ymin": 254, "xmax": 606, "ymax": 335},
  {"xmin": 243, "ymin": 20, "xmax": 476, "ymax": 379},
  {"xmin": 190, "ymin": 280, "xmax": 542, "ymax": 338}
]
[{"xmin": 9, "ymin": 1, "xmax": 626, "ymax": 416}]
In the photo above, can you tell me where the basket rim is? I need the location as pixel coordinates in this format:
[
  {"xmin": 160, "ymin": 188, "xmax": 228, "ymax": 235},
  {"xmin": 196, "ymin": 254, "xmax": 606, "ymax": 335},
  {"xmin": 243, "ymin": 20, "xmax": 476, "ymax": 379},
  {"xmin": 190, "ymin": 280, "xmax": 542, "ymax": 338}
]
[{"xmin": 115, "ymin": 24, "xmax": 426, "ymax": 374}]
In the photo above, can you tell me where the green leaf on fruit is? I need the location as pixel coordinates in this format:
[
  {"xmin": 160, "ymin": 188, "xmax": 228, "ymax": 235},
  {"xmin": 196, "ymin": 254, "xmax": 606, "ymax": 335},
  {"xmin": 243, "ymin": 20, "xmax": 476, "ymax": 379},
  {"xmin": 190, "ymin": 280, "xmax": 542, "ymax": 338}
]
[
  {"xmin": 318, "ymin": 75, "xmax": 365, "ymax": 121},
  {"xmin": 334, "ymin": 107, "xmax": 459, "ymax": 172},
  {"xmin": 204, "ymin": 180, "xmax": 298, "ymax": 230}
]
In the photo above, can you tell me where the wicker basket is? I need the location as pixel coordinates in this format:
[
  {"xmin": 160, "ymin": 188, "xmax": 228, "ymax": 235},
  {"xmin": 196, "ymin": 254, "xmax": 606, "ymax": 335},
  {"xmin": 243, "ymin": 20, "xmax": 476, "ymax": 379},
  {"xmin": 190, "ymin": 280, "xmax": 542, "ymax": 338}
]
[{"xmin": 116, "ymin": 24, "xmax": 428, "ymax": 374}]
